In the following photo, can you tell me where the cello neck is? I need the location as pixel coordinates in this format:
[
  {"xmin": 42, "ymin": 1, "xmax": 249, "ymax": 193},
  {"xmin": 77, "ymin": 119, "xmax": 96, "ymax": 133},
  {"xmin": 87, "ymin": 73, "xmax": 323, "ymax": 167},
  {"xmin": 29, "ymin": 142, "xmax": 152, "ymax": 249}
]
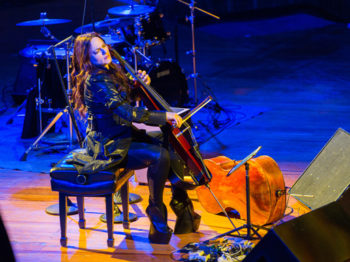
[{"xmin": 110, "ymin": 48, "xmax": 172, "ymax": 112}]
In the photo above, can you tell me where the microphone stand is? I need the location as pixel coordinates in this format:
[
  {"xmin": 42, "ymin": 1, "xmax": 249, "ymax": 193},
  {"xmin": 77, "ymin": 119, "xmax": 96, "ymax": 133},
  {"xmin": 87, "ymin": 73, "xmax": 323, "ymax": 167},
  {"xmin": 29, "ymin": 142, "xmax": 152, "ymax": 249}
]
[
  {"xmin": 176, "ymin": 0, "xmax": 220, "ymax": 104},
  {"xmin": 176, "ymin": 1, "xmax": 230, "ymax": 149}
]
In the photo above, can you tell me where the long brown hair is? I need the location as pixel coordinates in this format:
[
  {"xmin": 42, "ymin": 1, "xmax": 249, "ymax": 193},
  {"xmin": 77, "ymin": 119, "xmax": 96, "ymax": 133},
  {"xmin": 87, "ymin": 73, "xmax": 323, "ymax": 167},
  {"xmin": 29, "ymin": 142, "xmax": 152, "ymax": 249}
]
[{"xmin": 71, "ymin": 32, "xmax": 131, "ymax": 117}]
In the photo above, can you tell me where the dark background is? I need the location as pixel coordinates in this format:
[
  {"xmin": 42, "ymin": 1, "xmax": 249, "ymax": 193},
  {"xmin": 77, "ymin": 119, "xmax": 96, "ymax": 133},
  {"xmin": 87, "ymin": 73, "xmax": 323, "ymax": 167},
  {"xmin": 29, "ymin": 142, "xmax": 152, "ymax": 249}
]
[{"xmin": 1, "ymin": 0, "xmax": 350, "ymax": 55}]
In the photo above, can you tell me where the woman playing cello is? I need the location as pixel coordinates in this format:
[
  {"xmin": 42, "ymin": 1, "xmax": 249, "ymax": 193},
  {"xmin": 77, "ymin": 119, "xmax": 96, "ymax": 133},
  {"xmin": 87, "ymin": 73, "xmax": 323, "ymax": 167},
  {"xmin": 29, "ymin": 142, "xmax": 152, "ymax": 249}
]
[{"xmin": 70, "ymin": 32, "xmax": 200, "ymax": 244}]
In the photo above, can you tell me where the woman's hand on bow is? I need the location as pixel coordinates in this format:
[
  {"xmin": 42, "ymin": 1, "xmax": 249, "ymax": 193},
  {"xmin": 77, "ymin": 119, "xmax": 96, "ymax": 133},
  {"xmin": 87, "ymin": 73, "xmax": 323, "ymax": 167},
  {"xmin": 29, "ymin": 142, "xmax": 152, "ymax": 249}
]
[{"xmin": 166, "ymin": 112, "xmax": 182, "ymax": 128}]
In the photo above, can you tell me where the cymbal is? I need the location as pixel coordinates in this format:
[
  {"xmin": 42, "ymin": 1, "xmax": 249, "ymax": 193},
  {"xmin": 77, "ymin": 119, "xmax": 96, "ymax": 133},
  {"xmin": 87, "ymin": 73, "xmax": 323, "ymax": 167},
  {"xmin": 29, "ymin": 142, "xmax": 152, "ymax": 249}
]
[
  {"xmin": 74, "ymin": 24, "xmax": 94, "ymax": 34},
  {"xmin": 108, "ymin": 4, "xmax": 155, "ymax": 16},
  {"xmin": 100, "ymin": 34, "xmax": 125, "ymax": 45},
  {"xmin": 95, "ymin": 18, "xmax": 132, "ymax": 29},
  {"xmin": 74, "ymin": 18, "xmax": 133, "ymax": 34},
  {"xmin": 113, "ymin": 0, "xmax": 139, "ymax": 4},
  {"xmin": 16, "ymin": 18, "xmax": 71, "ymax": 26}
]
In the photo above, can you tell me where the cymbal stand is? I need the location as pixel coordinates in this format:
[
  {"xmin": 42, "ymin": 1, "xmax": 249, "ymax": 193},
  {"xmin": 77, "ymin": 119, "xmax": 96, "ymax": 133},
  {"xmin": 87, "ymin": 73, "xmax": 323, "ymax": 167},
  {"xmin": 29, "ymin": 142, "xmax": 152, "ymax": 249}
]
[
  {"xmin": 176, "ymin": 0, "xmax": 220, "ymax": 104},
  {"xmin": 36, "ymin": 76, "xmax": 44, "ymax": 136},
  {"xmin": 36, "ymin": 14, "xmax": 57, "ymax": 139},
  {"xmin": 34, "ymin": 56, "xmax": 48, "ymax": 148},
  {"xmin": 20, "ymin": 36, "xmax": 83, "ymax": 161}
]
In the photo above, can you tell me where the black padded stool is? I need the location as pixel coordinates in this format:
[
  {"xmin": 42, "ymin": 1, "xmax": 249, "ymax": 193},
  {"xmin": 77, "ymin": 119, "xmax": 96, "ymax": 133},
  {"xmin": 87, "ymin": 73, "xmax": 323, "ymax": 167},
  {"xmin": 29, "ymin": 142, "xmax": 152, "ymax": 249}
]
[{"xmin": 50, "ymin": 150, "xmax": 134, "ymax": 247}]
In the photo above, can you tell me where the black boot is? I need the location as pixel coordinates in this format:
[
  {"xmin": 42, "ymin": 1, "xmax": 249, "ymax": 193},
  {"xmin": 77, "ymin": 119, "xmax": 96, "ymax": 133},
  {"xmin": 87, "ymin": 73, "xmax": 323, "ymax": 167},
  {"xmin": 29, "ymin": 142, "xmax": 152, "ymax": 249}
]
[
  {"xmin": 170, "ymin": 197, "xmax": 201, "ymax": 234},
  {"xmin": 146, "ymin": 203, "xmax": 173, "ymax": 244}
]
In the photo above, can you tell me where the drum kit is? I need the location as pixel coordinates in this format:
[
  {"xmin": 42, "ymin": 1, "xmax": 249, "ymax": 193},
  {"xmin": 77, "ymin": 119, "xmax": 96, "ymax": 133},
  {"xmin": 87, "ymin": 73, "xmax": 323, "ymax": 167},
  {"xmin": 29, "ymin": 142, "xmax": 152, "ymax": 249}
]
[
  {"xmin": 16, "ymin": 4, "xmax": 173, "ymax": 109},
  {"xmin": 15, "ymin": 3, "xmax": 181, "ymax": 160}
]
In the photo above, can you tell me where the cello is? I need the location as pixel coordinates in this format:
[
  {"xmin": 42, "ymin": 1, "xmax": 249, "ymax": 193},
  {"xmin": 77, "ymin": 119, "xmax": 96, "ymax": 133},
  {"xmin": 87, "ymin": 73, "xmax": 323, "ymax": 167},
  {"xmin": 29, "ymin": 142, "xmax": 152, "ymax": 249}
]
[
  {"xmin": 111, "ymin": 49, "xmax": 212, "ymax": 188},
  {"xmin": 196, "ymin": 155, "xmax": 287, "ymax": 226}
]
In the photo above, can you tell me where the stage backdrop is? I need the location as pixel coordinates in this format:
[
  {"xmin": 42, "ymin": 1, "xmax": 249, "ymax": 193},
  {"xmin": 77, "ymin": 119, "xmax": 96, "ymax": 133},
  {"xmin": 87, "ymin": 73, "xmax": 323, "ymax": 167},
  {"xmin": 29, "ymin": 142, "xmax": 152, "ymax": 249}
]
[{"xmin": 1, "ymin": 0, "xmax": 350, "ymax": 54}]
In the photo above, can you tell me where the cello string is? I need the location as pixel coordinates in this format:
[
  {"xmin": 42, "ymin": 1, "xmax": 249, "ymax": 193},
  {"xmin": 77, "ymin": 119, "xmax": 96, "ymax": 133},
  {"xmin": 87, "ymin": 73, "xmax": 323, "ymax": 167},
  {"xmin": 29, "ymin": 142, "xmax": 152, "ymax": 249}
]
[{"xmin": 205, "ymin": 184, "xmax": 240, "ymax": 235}]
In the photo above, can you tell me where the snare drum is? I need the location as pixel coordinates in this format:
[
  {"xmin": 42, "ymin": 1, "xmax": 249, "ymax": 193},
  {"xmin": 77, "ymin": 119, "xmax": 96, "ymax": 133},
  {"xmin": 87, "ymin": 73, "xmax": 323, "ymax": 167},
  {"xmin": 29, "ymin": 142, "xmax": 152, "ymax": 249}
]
[{"xmin": 148, "ymin": 60, "xmax": 189, "ymax": 107}]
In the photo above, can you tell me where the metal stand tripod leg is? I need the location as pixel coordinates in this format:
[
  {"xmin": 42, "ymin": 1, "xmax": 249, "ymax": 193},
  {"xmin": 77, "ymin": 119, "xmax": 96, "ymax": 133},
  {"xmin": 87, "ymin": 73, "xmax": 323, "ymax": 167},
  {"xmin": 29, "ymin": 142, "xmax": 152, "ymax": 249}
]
[{"xmin": 20, "ymin": 107, "xmax": 68, "ymax": 161}]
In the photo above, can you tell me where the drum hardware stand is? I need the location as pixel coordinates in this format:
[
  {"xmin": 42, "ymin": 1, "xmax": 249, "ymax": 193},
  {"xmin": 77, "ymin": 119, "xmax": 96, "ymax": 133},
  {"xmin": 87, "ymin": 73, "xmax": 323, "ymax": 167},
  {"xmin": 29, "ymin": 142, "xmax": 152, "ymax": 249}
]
[
  {"xmin": 35, "ymin": 22, "xmax": 57, "ymax": 138},
  {"xmin": 64, "ymin": 41, "xmax": 74, "ymax": 149},
  {"xmin": 40, "ymin": 26, "xmax": 58, "ymax": 41},
  {"xmin": 213, "ymin": 146, "xmax": 268, "ymax": 241},
  {"xmin": 130, "ymin": 7, "xmax": 164, "ymax": 71},
  {"xmin": 132, "ymin": 46, "xmax": 159, "ymax": 71},
  {"xmin": 35, "ymin": 77, "xmax": 44, "ymax": 145},
  {"xmin": 6, "ymin": 53, "xmax": 47, "ymax": 127},
  {"xmin": 176, "ymin": 0, "xmax": 220, "ymax": 104},
  {"xmin": 35, "ymin": 54, "xmax": 50, "ymax": 138},
  {"xmin": 20, "ymin": 35, "xmax": 83, "ymax": 161},
  {"xmin": 132, "ymin": 14, "xmax": 151, "ymax": 71},
  {"xmin": 36, "ymin": 12, "xmax": 59, "ymax": 41}
]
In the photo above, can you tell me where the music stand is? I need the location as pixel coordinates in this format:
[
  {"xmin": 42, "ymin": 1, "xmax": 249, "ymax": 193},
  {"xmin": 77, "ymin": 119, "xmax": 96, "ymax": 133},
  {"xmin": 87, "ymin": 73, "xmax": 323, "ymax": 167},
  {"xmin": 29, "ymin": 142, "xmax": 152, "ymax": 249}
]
[{"xmin": 216, "ymin": 146, "xmax": 265, "ymax": 240}]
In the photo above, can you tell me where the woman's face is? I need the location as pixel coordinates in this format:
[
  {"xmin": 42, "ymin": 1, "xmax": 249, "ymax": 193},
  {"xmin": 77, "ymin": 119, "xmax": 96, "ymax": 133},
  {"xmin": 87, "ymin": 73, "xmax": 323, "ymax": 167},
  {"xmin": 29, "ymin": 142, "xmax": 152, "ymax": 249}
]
[{"xmin": 89, "ymin": 37, "xmax": 112, "ymax": 67}]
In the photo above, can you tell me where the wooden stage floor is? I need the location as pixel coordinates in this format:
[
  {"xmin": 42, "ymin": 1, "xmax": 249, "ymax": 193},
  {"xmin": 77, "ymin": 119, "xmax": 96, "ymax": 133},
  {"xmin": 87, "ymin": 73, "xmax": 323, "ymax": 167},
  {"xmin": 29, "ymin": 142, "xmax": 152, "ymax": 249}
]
[{"xmin": 0, "ymin": 166, "xmax": 309, "ymax": 262}]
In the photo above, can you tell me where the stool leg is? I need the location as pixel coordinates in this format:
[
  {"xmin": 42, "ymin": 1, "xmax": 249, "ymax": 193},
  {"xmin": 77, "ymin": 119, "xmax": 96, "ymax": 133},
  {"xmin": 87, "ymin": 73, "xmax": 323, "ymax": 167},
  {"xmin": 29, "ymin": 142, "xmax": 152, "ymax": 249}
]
[
  {"xmin": 105, "ymin": 194, "xmax": 114, "ymax": 247},
  {"xmin": 77, "ymin": 196, "xmax": 85, "ymax": 229},
  {"xmin": 121, "ymin": 182, "xmax": 130, "ymax": 229},
  {"xmin": 59, "ymin": 192, "xmax": 67, "ymax": 247}
]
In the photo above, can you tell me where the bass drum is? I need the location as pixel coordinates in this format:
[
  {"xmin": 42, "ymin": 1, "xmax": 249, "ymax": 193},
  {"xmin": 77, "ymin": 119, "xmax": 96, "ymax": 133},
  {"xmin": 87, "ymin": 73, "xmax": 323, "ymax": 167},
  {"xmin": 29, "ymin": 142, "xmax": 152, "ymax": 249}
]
[
  {"xmin": 140, "ymin": 11, "xmax": 170, "ymax": 45},
  {"xmin": 147, "ymin": 60, "xmax": 189, "ymax": 107}
]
